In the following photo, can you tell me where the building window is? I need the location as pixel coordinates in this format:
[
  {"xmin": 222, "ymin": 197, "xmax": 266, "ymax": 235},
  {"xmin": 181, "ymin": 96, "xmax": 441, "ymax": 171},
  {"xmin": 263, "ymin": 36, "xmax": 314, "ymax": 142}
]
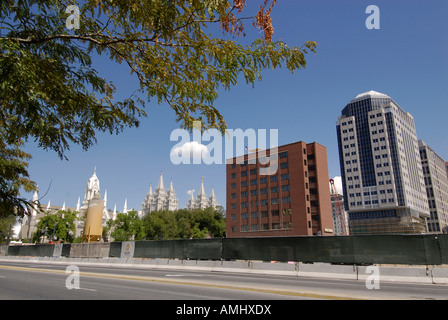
[
  {"xmin": 283, "ymin": 222, "xmax": 292, "ymax": 229},
  {"xmin": 280, "ymin": 162, "xmax": 289, "ymax": 169}
]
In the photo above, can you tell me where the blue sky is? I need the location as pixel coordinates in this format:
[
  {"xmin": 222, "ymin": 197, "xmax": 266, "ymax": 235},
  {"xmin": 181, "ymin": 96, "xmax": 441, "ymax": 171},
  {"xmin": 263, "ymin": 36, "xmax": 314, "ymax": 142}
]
[{"xmin": 23, "ymin": 0, "xmax": 448, "ymax": 213}]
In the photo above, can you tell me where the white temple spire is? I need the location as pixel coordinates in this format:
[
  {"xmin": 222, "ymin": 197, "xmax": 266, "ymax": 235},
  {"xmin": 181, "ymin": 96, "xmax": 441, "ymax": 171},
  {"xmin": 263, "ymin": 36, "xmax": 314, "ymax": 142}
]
[
  {"xmin": 199, "ymin": 176, "xmax": 205, "ymax": 195},
  {"xmin": 32, "ymin": 189, "xmax": 39, "ymax": 217},
  {"xmin": 113, "ymin": 203, "xmax": 117, "ymax": 220},
  {"xmin": 123, "ymin": 198, "xmax": 128, "ymax": 214},
  {"xmin": 157, "ymin": 171, "xmax": 164, "ymax": 191}
]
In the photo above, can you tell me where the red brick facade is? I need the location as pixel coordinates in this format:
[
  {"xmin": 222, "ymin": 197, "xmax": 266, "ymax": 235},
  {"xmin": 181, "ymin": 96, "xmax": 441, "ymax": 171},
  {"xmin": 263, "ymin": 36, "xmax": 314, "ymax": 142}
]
[{"xmin": 226, "ymin": 141, "xmax": 334, "ymax": 237}]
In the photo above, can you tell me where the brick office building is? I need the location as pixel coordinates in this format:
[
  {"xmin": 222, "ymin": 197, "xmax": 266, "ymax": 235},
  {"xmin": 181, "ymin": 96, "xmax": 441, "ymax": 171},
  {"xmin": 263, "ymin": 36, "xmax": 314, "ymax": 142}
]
[{"xmin": 226, "ymin": 141, "xmax": 334, "ymax": 237}]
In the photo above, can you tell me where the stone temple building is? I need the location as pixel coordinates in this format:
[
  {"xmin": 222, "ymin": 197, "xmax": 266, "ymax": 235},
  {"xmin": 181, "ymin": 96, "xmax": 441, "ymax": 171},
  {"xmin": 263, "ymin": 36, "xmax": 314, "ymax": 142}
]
[{"xmin": 141, "ymin": 171, "xmax": 179, "ymax": 217}]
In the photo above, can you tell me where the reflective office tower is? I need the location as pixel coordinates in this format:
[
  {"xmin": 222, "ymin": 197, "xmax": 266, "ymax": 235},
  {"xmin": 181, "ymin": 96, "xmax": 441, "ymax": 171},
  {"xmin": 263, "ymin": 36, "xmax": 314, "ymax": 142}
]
[
  {"xmin": 336, "ymin": 91, "xmax": 429, "ymax": 234},
  {"xmin": 419, "ymin": 140, "xmax": 448, "ymax": 233}
]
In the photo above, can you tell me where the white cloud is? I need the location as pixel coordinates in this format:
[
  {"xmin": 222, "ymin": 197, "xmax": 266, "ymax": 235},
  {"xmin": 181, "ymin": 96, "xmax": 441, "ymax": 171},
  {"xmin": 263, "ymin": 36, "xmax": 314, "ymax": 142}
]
[{"xmin": 170, "ymin": 141, "xmax": 209, "ymax": 163}]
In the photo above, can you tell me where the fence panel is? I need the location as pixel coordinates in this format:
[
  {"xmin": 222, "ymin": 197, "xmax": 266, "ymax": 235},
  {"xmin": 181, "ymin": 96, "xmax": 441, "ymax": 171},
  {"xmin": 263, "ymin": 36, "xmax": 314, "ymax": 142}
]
[
  {"xmin": 182, "ymin": 239, "xmax": 222, "ymax": 260},
  {"xmin": 436, "ymin": 234, "xmax": 448, "ymax": 264},
  {"xmin": 222, "ymin": 237, "xmax": 355, "ymax": 263},
  {"xmin": 134, "ymin": 240, "xmax": 183, "ymax": 259},
  {"xmin": 109, "ymin": 241, "xmax": 122, "ymax": 257},
  {"xmin": 351, "ymin": 235, "xmax": 440, "ymax": 265},
  {"xmin": 7, "ymin": 244, "xmax": 54, "ymax": 257},
  {"xmin": 3, "ymin": 235, "xmax": 448, "ymax": 265},
  {"xmin": 69, "ymin": 243, "xmax": 110, "ymax": 258}
]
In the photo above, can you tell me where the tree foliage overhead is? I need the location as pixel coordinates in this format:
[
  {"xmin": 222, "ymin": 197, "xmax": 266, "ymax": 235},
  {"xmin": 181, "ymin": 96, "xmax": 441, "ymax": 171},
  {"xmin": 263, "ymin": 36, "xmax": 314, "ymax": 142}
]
[{"xmin": 0, "ymin": 0, "xmax": 317, "ymax": 217}]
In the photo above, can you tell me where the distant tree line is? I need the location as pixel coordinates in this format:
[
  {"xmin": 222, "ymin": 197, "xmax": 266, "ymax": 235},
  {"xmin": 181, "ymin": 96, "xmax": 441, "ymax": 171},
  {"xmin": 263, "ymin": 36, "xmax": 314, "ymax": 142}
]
[
  {"xmin": 106, "ymin": 207, "xmax": 226, "ymax": 242},
  {"xmin": 15, "ymin": 207, "xmax": 226, "ymax": 243}
]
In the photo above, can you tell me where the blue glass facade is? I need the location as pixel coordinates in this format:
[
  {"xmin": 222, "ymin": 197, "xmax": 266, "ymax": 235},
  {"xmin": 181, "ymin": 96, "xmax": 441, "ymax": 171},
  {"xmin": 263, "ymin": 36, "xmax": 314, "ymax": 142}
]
[{"xmin": 340, "ymin": 95, "xmax": 393, "ymax": 189}]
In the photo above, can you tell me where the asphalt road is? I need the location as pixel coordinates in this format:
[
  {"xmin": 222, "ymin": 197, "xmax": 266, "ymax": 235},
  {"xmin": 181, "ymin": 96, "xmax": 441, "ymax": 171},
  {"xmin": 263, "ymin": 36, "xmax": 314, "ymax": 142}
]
[{"xmin": 0, "ymin": 260, "xmax": 447, "ymax": 301}]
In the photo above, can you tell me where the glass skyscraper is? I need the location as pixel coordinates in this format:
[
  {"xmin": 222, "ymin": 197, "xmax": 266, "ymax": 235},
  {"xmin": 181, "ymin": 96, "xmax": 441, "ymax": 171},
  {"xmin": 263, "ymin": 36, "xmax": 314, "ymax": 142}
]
[{"xmin": 336, "ymin": 91, "xmax": 429, "ymax": 234}]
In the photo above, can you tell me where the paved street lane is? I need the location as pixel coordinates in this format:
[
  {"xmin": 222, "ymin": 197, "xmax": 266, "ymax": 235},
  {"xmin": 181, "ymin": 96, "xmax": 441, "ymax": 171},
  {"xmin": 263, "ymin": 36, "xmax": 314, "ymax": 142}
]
[{"xmin": 0, "ymin": 261, "xmax": 447, "ymax": 300}]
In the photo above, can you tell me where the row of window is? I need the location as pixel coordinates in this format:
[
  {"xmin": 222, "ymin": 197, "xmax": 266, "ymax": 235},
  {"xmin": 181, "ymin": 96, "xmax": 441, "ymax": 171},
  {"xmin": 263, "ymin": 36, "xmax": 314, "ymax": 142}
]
[
  {"xmin": 230, "ymin": 173, "xmax": 291, "ymax": 184},
  {"xmin": 230, "ymin": 196, "xmax": 292, "ymax": 210},
  {"xmin": 348, "ymin": 189, "xmax": 394, "ymax": 197},
  {"xmin": 234, "ymin": 222, "xmax": 293, "ymax": 232},
  {"xmin": 231, "ymin": 185, "xmax": 291, "ymax": 199},
  {"xmin": 349, "ymin": 198, "xmax": 395, "ymax": 206},
  {"xmin": 232, "ymin": 208, "xmax": 293, "ymax": 220}
]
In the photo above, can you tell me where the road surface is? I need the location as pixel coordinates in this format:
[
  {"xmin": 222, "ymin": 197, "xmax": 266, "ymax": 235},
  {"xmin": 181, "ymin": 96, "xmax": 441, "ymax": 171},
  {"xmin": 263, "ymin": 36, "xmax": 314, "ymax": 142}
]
[{"xmin": 0, "ymin": 260, "xmax": 447, "ymax": 301}]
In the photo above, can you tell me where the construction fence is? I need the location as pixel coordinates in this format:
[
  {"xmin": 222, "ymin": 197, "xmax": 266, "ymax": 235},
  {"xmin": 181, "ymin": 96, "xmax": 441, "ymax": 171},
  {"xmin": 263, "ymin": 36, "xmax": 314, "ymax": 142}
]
[{"xmin": 2, "ymin": 234, "xmax": 448, "ymax": 265}]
